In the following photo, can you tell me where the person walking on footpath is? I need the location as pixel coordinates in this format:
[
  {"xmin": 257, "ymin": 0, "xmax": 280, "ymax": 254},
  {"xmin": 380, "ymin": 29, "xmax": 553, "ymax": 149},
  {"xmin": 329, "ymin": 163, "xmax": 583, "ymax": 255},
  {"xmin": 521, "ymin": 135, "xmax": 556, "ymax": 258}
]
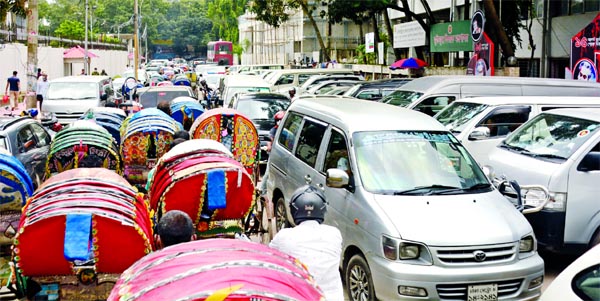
[
  {"xmin": 36, "ymin": 74, "xmax": 49, "ymax": 113},
  {"xmin": 91, "ymin": 68, "xmax": 100, "ymax": 75},
  {"xmin": 5, "ymin": 71, "xmax": 20, "ymax": 111},
  {"xmin": 100, "ymin": 69, "xmax": 108, "ymax": 76}
]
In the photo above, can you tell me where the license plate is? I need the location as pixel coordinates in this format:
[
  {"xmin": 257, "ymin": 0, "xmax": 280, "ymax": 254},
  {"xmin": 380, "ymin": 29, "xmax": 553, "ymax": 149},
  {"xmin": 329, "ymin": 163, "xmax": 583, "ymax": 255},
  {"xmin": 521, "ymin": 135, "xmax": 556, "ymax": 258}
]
[{"xmin": 467, "ymin": 284, "xmax": 498, "ymax": 301}]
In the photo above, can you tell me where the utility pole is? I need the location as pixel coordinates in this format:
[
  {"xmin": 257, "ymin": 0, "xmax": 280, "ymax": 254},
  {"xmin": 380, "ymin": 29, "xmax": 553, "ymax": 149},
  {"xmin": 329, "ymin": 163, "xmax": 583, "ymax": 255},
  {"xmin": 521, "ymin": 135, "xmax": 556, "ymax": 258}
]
[
  {"xmin": 26, "ymin": 0, "xmax": 39, "ymax": 109},
  {"xmin": 134, "ymin": 0, "xmax": 139, "ymax": 80},
  {"xmin": 84, "ymin": 0, "xmax": 89, "ymax": 75}
]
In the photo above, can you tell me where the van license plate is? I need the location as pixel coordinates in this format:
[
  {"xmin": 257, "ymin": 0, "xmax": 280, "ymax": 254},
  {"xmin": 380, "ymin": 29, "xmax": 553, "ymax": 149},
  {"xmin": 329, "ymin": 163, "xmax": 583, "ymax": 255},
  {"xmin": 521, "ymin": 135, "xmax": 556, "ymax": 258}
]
[{"xmin": 467, "ymin": 284, "xmax": 497, "ymax": 301}]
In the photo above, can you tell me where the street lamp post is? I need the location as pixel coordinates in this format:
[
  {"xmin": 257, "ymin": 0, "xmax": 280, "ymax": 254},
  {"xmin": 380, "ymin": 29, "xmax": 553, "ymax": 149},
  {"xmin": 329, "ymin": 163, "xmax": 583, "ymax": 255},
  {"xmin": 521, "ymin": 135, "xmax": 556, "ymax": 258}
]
[{"xmin": 84, "ymin": 0, "xmax": 89, "ymax": 75}]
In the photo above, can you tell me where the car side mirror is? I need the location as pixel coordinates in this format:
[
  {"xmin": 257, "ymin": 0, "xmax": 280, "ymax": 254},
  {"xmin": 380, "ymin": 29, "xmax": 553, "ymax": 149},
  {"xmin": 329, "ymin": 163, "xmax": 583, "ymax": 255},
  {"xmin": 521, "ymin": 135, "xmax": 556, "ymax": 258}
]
[
  {"xmin": 498, "ymin": 180, "xmax": 524, "ymax": 212},
  {"xmin": 469, "ymin": 126, "xmax": 490, "ymax": 140},
  {"xmin": 326, "ymin": 168, "xmax": 349, "ymax": 188},
  {"xmin": 577, "ymin": 152, "xmax": 600, "ymax": 172}
]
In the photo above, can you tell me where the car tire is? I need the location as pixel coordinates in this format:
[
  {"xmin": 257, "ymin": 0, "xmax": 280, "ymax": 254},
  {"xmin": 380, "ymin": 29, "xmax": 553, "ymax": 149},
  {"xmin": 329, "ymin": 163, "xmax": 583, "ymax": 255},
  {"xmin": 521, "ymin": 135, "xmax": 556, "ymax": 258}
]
[
  {"xmin": 275, "ymin": 196, "xmax": 289, "ymax": 232},
  {"xmin": 346, "ymin": 254, "xmax": 375, "ymax": 301}
]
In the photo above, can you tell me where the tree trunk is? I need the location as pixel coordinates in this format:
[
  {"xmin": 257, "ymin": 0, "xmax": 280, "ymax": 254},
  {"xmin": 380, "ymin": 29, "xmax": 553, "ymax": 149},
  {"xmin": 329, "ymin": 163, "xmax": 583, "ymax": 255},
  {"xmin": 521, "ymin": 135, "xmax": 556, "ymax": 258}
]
[
  {"xmin": 26, "ymin": 0, "xmax": 38, "ymax": 110},
  {"xmin": 299, "ymin": 0, "xmax": 330, "ymax": 62},
  {"xmin": 482, "ymin": 0, "xmax": 514, "ymax": 58},
  {"xmin": 383, "ymin": 9, "xmax": 401, "ymax": 61}
]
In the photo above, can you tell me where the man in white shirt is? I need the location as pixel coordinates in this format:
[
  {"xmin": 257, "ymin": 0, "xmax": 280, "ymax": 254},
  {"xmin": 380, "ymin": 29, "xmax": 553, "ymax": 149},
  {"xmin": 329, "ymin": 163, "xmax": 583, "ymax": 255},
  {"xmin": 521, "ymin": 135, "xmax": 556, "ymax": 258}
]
[
  {"xmin": 36, "ymin": 74, "xmax": 49, "ymax": 112},
  {"xmin": 269, "ymin": 185, "xmax": 344, "ymax": 301}
]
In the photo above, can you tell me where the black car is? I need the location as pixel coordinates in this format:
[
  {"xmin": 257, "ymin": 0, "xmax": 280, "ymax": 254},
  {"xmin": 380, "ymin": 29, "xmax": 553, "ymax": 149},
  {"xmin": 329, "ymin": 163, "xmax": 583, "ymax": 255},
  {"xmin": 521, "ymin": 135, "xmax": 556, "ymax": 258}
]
[
  {"xmin": 0, "ymin": 116, "xmax": 52, "ymax": 188},
  {"xmin": 228, "ymin": 93, "xmax": 291, "ymax": 170},
  {"xmin": 344, "ymin": 78, "xmax": 412, "ymax": 101}
]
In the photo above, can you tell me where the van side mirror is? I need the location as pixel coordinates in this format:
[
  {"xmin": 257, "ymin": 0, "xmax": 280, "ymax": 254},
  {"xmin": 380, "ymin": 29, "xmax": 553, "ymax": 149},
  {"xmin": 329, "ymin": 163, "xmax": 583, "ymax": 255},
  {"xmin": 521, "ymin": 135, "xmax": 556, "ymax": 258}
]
[
  {"xmin": 498, "ymin": 180, "xmax": 524, "ymax": 212},
  {"xmin": 469, "ymin": 126, "xmax": 490, "ymax": 140},
  {"xmin": 326, "ymin": 168, "xmax": 349, "ymax": 188},
  {"xmin": 577, "ymin": 152, "xmax": 600, "ymax": 172}
]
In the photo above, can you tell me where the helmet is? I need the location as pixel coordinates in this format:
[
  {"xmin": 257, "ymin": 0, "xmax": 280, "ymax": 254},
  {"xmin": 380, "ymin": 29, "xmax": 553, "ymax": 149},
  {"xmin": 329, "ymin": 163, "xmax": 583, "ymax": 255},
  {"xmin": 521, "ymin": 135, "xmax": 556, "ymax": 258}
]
[
  {"xmin": 289, "ymin": 185, "xmax": 327, "ymax": 224},
  {"xmin": 274, "ymin": 111, "xmax": 285, "ymax": 121}
]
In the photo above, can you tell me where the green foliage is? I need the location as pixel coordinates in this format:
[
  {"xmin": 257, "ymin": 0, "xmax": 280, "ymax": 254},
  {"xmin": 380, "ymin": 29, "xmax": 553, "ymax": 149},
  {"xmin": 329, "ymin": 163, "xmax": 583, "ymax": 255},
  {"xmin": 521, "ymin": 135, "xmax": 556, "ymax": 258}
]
[
  {"xmin": 54, "ymin": 20, "xmax": 85, "ymax": 40},
  {"xmin": 248, "ymin": 0, "xmax": 297, "ymax": 28},
  {"xmin": 327, "ymin": 0, "xmax": 390, "ymax": 25},
  {"xmin": 206, "ymin": 0, "xmax": 246, "ymax": 42},
  {"xmin": 495, "ymin": 0, "xmax": 526, "ymax": 50},
  {"xmin": 355, "ymin": 44, "xmax": 376, "ymax": 65}
]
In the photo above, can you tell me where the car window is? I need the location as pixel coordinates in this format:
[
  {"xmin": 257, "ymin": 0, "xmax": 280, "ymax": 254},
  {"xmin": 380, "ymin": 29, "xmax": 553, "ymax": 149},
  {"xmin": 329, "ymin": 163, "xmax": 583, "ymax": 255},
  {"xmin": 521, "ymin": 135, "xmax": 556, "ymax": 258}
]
[
  {"xmin": 298, "ymin": 74, "xmax": 312, "ymax": 85},
  {"xmin": 322, "ymin": 129, "xmax": 351, "ymax": 177},
  {"xmin": 295, "ymin": 119, "xmax": 327, "ymax": 167},
  {"xmin": 30, "ymin": 123, "xmax": 50, "ymax": 147},
  {"xmin": 139, "ymin": 90, "xmax": 192, "ymax": 108},
  {"xmin": 356, "ymin": 90, "xmax": 383, "ymax": 100},
  {"xmin": 477, "ymin": 107, "xmax": 532, "ymax": 138},
  {"xmin": 275, "ymin": 75, "xmax": 294, "ymax": 85},
  {"xmin": 278, "ymin": 112, "xmax": 303, "ymax": 152},
  {"xmin": 414, "ymin": 96, "xmax": 456, "ymax": 116},
  {"xmin": 17, "ymin": 126, "xmax": 36, "ymax": 153},
  {"xmin": 0, "ymin": 137, "xmax": 7, "ymax": 151},
  {"xmin": 573, "ymin": 264, "xmax": 600, "ymax": 300}
]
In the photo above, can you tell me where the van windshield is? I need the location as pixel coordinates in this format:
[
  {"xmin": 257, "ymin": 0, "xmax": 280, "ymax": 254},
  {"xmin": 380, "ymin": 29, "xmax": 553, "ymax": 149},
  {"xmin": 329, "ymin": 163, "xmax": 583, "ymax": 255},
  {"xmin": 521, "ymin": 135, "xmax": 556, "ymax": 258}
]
[
  {"xmin": 354, "ymin": 131, "xmax": 490, "ymax": 194},
  {"xmin": 381, "ymin": 90, "xmax": 423, "ymax": 107},
  {"xmin": 501, "ymin": 113, "xmax": 600, "ymax": 161},
  {"xmin": 46, "ymin": 82, "xmax": 98, "ymax": 100},
  {"xmin": 436, "ymin": 102, "xmax": 489, "ymax": 133}
]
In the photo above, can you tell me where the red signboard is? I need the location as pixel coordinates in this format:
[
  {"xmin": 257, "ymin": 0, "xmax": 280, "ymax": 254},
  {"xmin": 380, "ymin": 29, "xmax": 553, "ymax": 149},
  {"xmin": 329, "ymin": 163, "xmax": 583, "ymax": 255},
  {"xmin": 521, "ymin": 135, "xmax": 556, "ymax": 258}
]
[
  {"xmin": 570, "ymin": 13, "xmax": 600, "ymax": 82},
  {"xmin": 466, "ymin": 32, "xmax": 494, "ymax": 76}
]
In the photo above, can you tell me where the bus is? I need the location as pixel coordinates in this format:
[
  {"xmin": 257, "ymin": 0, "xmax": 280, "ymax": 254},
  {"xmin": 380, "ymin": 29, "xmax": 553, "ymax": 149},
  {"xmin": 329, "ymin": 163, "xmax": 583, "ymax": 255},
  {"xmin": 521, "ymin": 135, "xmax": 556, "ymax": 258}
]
[{"xmin": 207, "ymin": 41, "xmax": 233, "ymax": 66}]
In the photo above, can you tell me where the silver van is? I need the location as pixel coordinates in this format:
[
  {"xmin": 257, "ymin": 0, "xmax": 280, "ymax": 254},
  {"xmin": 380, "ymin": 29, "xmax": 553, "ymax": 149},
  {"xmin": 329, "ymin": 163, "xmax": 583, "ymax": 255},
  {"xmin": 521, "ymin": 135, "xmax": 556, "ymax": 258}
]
[
  {"xmin": 44, "ymin": 76, "xmax": 113, "ymax": 124},
  {"xmin": 266, "ymin": 97, "xmax": 544, "ymax": 300},
  {"xmin": 264, "ymin": 69, "xmax": 357, "ymax": 93},
  {"xmin": 487, "ymin": 108, "xmax": 600, "ymax": 255},
  {"xmin": 381, "ymin": 76, "xmax": 600, "ymax": 117},
  {"xmin": 435, "ymin": 96, "xmax": 600, "ymax": 166}
]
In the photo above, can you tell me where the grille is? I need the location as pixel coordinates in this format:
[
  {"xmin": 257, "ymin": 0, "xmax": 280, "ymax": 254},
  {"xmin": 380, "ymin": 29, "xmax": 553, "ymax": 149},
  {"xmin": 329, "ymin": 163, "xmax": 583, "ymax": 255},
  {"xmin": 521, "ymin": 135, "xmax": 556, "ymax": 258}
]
[
  {"xmin": 436, "ymin": 279, "xmax": 523, "ymax": 300},
  {"xmin": 436, "ymin": 243, "xmax": 515, "ymax": 264}
]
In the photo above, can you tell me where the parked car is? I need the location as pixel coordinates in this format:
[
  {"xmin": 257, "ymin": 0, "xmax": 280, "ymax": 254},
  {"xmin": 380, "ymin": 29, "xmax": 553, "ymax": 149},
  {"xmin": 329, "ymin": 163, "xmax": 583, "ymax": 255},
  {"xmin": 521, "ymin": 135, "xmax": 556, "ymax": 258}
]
[
  {"xmin": 297, "ymin": 74, "xmax": 364, "ymax": 94},
  {"xmin": 540, "ymin": 244, "xmax": 600, "ymax": 300},
  {"xmin": 136, "ymin": 86, "xmax": 196, "ymax": 108},
  {"xmin": 0, "ymin": 116, "xmax": 51, "ymax": 188},
  {"xmin": 228, "ymin": 92, "xmax": 291, "ymax": 167},
  {"xmin": 306, "ymin": 80, "xmax": 361, "ymax": 95},
  {"xmin": 266, "ymin": 97, "xmax": 545, "ymax": 300},
  {"xmin": 487, "ymin": 108, "xmax": 600, "ymax": 255},
  {"xmin": 435, "ymin": 96, "xmax": 600, "ymax": 166},
  {"xmin": 344, "ymin": 78, "xmax": 412, "ymax": 101}
]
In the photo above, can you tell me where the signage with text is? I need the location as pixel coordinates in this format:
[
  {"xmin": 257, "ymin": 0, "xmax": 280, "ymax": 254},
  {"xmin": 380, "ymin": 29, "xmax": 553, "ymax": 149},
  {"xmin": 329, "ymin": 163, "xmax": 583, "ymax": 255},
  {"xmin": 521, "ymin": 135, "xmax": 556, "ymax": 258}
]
[
  {"xmin": 366, "ymin": 32, "xmax": 375, "ymax": 53},
  {"xmin": 570, "ymin": 12, "xmax": 600, "ymax": 82},
  {"xmin": 393, "ymin": 21, "xmax": 426, "ymax": 48},
  {"xmin": 430, "ymin": 21, "xmax": 473, "ymax": 52}
]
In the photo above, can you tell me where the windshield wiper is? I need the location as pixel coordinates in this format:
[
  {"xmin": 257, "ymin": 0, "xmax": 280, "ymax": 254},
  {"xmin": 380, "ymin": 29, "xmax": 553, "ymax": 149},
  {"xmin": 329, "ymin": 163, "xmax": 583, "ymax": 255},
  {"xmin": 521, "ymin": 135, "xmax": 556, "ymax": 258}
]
[
  {"xmin": 499, "ymin": 143, "xmax": 527, "ymax": 152},
  {"xmin": 531, "ymin": 153, "xmax": 566, "ymax": 160},
  {"xmin": 428, "ymin": 183, "xmax": 493, "ymax": 195},
  {"xmin": 393, "ymin": 185, "xmax": 461, "ymax": 195}
]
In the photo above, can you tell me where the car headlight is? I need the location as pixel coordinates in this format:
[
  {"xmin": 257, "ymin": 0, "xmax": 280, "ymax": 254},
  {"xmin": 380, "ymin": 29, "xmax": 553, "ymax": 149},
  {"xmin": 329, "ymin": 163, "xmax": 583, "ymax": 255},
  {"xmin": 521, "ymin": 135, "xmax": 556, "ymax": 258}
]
[
  {"xmin": 519, "ymin": 235, "xmax": 535, "ymax": 253},
  {"xmin": 546, "ymin": 192, "xmax": 567, "ymax": 212},
  {"xmin": 381, "ymin": 235, "xmax": 432, "ymax": 264},
  {"xmin": 41, "ymin": 111, "xmax": 55, "ymax": 119},
  {"xmin": 399, "ymin": 243, "xmax": 420, "ymax": 260}
]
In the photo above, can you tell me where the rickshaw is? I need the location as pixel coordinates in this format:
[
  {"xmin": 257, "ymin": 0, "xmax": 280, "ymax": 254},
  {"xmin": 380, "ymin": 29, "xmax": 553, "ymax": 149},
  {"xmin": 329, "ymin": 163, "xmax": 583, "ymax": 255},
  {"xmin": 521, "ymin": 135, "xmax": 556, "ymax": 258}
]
[
  {"xmin": 169, "ymin": 99, "xmax": 204, "ymax": 131},
  {"xmin": 11, "ymin": 168, "xmax": 153, "ymax": 300},
  {"xmin": 108, "ymin": 238, "xmax": 325, "ymax": 301},
  {"xmin": 172, "ymin": 75, "xmax": 191, "ymax": 87},
  {"xmin": 148, "ymin": 139, "xmax": 254, "ymax": 238},
  {"xmin": 120, "ymin": 109, "xmax": 182, "ymax": 191},
  {"xmin": 0, "ymin": 149, "xmax": 34, "ymax": 263},
  {"xmin": 80, "ymin": 107, "xmax": 126, "ymax": 146},
  {"xmin": 45, "ymin": 120, "xmax": 121, "ymax": 180},
  {"xmin": 189, "ymin": 108, "xmax": 260, "ymax": 184}
]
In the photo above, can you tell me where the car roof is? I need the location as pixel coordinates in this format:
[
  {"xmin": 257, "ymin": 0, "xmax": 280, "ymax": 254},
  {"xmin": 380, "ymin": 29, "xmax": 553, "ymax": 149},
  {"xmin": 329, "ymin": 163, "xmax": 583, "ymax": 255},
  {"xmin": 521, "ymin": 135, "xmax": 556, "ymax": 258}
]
[
  {"xmin": 0, "ymin": 116, "xmax": 32, "ymax": 131},
  {"xmin": 353, "ymin": 78, "xmax": 412, "ymax": 88},
  {"xmin": 453, "ymin": 96, "xmax": 600, "ymax": 106},
  {"xmin": 541, "ymin": 108, "xmax": 600, "ymax": 122},
  {"xmin": 137, "ymin": 86, "xmax": 192, "ymax": 92},
  {"xmin": 49, "ymin": 76, "xmax": 111, "ymax": 83},
  {"xmin": 237, "ymin": 92, "xmax": 290, "ymax": 100},
  {"xmin": 397, "ymin": 75, "xmax": 600, "ymax": 93},
  {"xmin": 224, "ymin": 75, "xmax": 270, "ymax": 87},
  {"xmin": 288, "ymin": 97, "xmax": 446, "ymax": 133}
]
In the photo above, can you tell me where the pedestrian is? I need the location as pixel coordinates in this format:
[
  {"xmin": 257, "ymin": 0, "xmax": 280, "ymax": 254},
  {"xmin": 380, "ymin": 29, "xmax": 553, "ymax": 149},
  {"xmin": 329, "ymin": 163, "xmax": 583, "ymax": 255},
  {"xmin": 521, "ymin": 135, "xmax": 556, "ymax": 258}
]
[
  {"xmin": 5, "ymin": 71, "xmax": 20, "ymax": 111},
  {"xmin": 80, "ymin": 69, "xmax": 86, "ymax": 75},
  {"xmin": 36, "ymin": 74, "xmax": 49, "ymax": 113},
  {"xmin": 288, "ymin": 88, "xmax": 297, "ymax": 101},
  {"xmin": 100, "ymin": 69, "xmax": 108, "ymax": 76},
  {"xmin": 36, "ymin": 68, "xmax": 42, "ymax": 79},
  {"xmin": 269, "ymin": 185, "xmax": 344, "ymax": 301},
  {"xmin": 154, "ymin": 210, "xmax": 196, "ymax": 249},
  {"xmin": 91, "ymin": 68, "xmax": 100, "ymax": 75}
]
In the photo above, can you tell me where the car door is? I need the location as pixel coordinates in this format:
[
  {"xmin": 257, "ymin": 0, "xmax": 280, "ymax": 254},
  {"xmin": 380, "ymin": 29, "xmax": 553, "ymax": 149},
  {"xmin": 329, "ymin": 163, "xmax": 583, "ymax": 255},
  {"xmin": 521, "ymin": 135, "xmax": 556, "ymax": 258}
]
[
  {"xmin": 29, "ymin": 123, "xmax": 51, "ymax": 186},
  {"xmin": 288, "ymin": 117, "xmax": 328, "ymax": 197},
  {"xmin": 317, "ymin": 126, "xmax": 354, "ymax": 235},
  {"xmin": 566, "ymin": 140, "xmax": 600, "ymax": 245},
  {"xmin": 15, "ymin": 124, "xmax": 40, "ymax": 184},
  {"xmin": 464, "ymin": 106, "xmax": 532, "ymax": 166},
  {"xmin": 270, "ymin": 112, "xmax": 303, "ymax": 200}
]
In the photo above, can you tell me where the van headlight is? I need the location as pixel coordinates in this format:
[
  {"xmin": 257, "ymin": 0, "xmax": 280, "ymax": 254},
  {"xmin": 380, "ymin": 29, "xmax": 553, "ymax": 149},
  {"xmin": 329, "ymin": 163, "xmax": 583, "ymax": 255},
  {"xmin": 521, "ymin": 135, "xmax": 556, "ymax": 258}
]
[
  {"xmin": 519, "ymin": 235, "xmax": 535, "ymax": 253},
  {"xmin": 546, "ymin": 192, "xmax": 567, "ymax": 212},
  {"xmin": 381, "ymin": 235, "xmax": 432, "ymax": 264}
]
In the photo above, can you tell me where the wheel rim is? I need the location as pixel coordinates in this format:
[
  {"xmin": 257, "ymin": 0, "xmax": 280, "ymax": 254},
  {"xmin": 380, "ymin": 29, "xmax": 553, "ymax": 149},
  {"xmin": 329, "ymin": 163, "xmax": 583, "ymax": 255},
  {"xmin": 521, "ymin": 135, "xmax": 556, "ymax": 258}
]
[
  {"xmin": 348, "ymin": 263, "xmax": 370, "ymax": 301},
  {"xmin": 275, "ymin": 198, "xmax": 287, "ymax": 232}
]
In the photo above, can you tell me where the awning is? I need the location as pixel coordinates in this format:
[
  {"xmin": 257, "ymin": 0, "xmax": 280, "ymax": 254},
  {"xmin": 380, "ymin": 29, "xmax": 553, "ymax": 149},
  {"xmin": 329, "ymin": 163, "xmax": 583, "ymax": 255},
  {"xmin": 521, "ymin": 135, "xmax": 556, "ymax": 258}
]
[{"xmin": 63, "ymin": 45, "xmax": 98, "ymax": 59}]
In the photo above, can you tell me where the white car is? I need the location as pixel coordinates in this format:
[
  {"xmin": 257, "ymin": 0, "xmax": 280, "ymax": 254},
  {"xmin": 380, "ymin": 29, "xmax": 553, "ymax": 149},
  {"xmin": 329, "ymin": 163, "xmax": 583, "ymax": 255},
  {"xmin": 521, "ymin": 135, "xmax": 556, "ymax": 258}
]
[{"xmin": 540, "ymin": 244, "xmax": 600, "ymax": 300}]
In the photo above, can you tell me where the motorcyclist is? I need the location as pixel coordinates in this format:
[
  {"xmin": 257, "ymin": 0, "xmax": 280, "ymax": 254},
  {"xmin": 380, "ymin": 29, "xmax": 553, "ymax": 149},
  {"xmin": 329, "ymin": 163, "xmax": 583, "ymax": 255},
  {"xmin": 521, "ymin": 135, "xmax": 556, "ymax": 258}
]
[
  {"xmin": 199, "ymin": 79, "xmax": 213, "ymax": 108},
  {"xmin": 269, "ymin": 185, "xmax": 343, "ymax": 301}
]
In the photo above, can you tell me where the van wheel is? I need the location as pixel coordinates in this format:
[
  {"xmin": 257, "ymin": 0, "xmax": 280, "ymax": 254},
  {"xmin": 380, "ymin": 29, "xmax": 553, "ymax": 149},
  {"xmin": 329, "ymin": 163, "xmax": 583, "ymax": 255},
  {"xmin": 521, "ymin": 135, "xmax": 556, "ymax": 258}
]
[
  {"xmin": 275, "ymin": 196, "xmax": 289, "ymax": 232},
  {"xmin": 346, "ymin": 254, "xmax": 375, "ymax": 301}
]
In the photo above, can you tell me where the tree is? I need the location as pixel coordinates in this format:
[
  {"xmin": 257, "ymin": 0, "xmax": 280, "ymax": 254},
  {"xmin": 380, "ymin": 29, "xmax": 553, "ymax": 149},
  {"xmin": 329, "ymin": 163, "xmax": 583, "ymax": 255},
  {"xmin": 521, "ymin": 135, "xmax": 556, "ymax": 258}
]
[
  {"xmin": 249, "ymin": 0, "xmax": 331, "ymax": 62},
  {"xmin": 54, "ymin": 20, "xmax": 85, "ymax": 41},
  {"xmin": 0, "ymin": 0, "xmax": 26, "ymax": 25}
]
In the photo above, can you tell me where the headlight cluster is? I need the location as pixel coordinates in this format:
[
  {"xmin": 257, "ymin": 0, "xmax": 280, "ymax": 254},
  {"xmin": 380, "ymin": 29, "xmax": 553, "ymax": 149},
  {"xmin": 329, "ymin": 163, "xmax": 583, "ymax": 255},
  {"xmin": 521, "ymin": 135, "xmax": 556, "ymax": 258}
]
[
  {"xmin": 382, "ymin": 235, "xmax": 432, "ymax": 264},
  {"xmin": 519, "ymin": 235, "xmax": 535, "ymax": 253}
]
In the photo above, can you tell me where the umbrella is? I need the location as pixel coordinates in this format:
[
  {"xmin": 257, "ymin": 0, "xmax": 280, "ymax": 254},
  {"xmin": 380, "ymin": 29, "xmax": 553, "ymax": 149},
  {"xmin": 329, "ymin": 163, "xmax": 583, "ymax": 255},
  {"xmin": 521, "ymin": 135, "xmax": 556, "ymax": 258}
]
[{"xmin": 389, "ymin": 57, "xmax": 428, "ymax": 70}]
